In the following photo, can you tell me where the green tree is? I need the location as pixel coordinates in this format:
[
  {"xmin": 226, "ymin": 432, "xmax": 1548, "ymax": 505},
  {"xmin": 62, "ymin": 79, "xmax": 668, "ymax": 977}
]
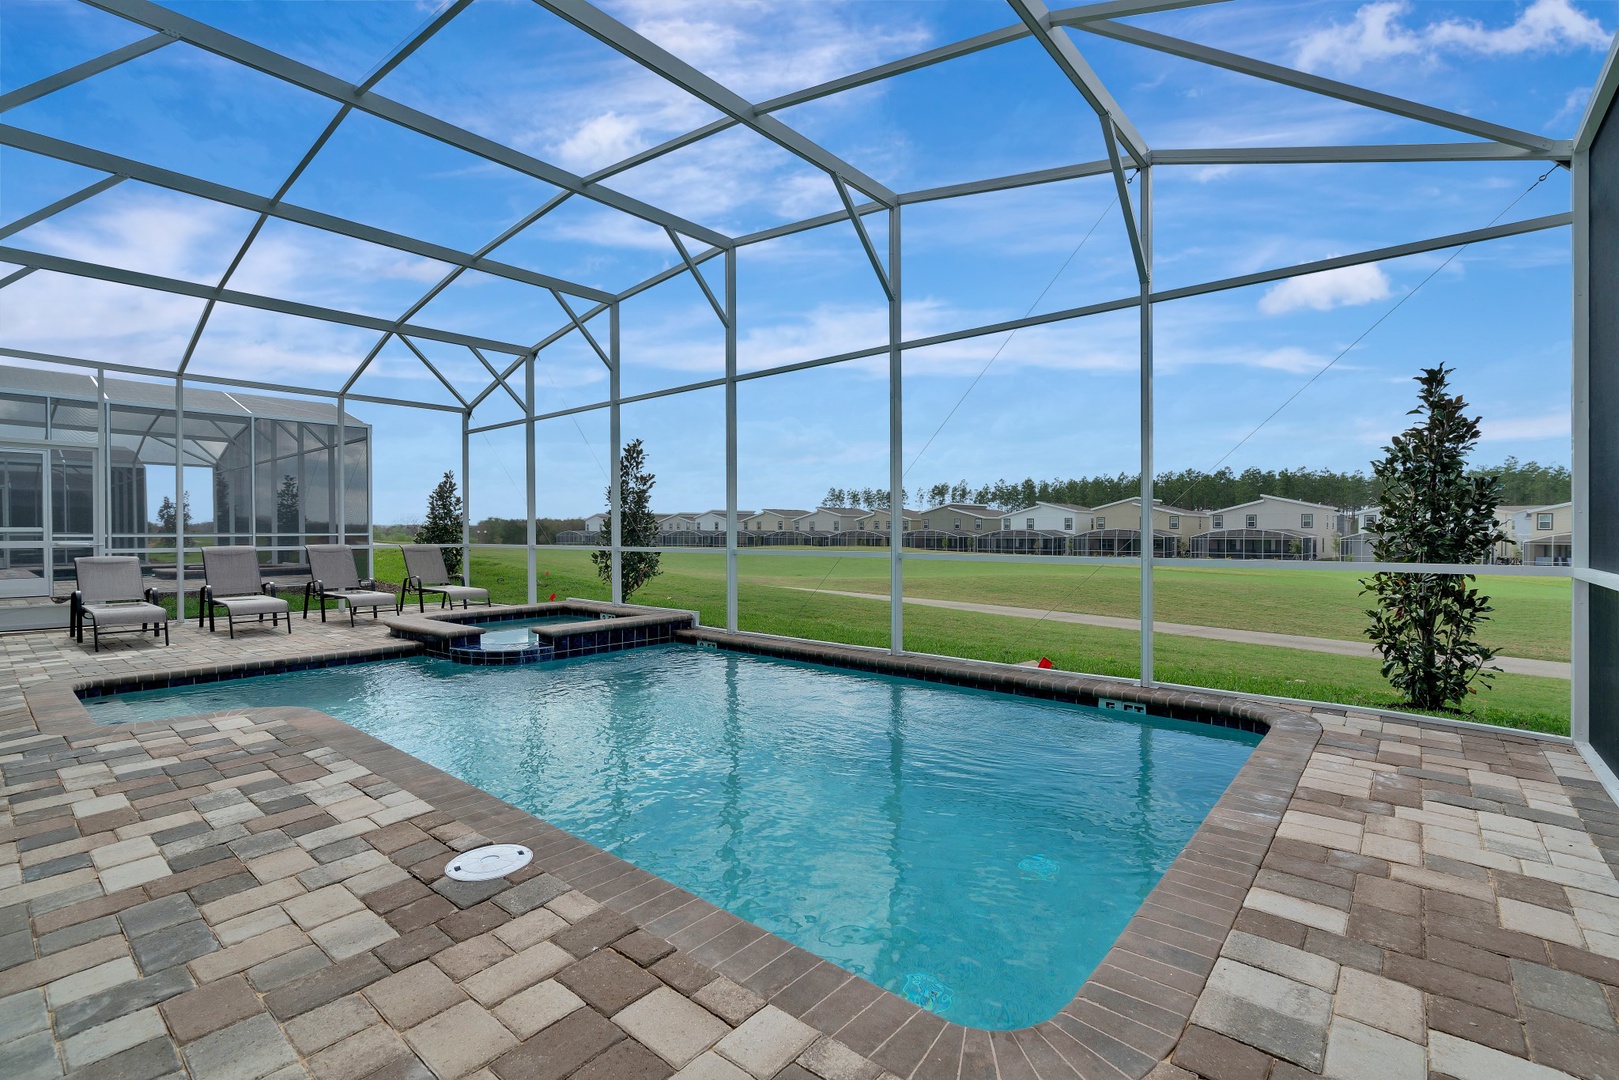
[
  {"xmin": 417, "ymin": 471, "xmax": 464, "ymax": 575},
  {"xmin": 1362, "ymin": 367, "xmax": 1509, "ymax": 711},
  {"xmin": 592, "ymin": 439, "xmax": 661, "ymax": 599},
  {"xmin": 275, "ymin": 475, "xmax": 299, "ymax": 536},
  {"xmin": 155, "ymin": 491, "xmax": 191, "ymax": 532}
]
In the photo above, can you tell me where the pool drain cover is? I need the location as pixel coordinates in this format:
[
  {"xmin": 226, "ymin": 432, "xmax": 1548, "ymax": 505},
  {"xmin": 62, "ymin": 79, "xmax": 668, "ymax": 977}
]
[{"xmin": 446, "ymin": 844, "xmax": 532, "ymax": 882}]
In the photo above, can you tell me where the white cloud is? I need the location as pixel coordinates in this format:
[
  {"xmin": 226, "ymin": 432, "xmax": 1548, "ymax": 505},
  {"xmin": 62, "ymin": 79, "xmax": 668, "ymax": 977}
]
[
  {"xmin": 1479, "ymin": 411, "xmax": 1571, "ymax": 441},
  {"xmin": 1295, "ymin": 0, "xmax": 1610, "ymax": 75},
  {"xmin": 1258, "ymin": 264, "xmax": 1392, "ymax": 315}
]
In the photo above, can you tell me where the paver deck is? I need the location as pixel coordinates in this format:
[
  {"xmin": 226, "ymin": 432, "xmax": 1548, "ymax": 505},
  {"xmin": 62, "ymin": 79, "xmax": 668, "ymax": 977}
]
[{"xmin": 3, "ymin": 611, "xmax": 1617, "ymax": 1080}]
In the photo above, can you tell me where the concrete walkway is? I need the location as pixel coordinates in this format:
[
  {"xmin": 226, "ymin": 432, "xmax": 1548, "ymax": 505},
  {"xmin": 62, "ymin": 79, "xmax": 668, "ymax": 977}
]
[{"xmin": 791, "ymin": 589, "xmax": 1571, "ymax": 680}]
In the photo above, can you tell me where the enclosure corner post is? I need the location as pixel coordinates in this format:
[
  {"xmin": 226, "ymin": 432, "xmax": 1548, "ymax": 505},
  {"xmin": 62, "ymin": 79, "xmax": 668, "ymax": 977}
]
[
  {"xmin": 174, "ymin": 375, "xmax": 186, "ymax": 617},
  {"xmin": 525, "ymin": 352, "xmax": 537, "ymax": 605},
  {"xmin": 725, "ymin": 247, "xmax": 739, "ymax": 632},
  {"xmin": 888, "ymin": 206, "xmax": 904, "ymax": 655},
  {"xmin": 610, "ymin": 302, "xmax": 623, "ymax": 605},
  {"xmin": 336, "ymin": 394, "xmax": 346, "ymax": 549},
  {"xmin": 1138, "ymin": 165, "xmax": 1155, "ymax": 689},
  {"xmin": 460, "ymin": 408, "xmax": 471, "ymax": 586}
]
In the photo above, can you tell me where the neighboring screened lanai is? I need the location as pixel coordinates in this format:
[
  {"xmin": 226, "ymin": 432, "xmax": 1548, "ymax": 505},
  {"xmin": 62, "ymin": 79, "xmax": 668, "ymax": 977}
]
[{"xmin": 0, "ymin": 2, "xmax": 1616, "ymax": 780}]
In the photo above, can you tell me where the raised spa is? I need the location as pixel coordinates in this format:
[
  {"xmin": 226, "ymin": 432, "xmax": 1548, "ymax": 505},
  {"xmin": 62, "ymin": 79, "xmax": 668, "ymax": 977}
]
[{"xmin": 86, "ymin": 645, "xmax": 1258, "ymax": 1029}]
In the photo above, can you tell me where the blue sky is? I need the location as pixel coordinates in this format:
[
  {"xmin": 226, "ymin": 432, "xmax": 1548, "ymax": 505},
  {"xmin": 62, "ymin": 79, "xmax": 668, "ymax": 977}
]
[{"xmin": 1, "ymin": 0, "xmax": 1612, "ymax": 523}]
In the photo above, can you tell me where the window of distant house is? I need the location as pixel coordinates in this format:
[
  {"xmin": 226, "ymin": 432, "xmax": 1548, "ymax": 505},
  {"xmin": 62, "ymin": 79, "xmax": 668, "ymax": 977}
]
[
  {"xmin": 1246, "ymin": 514, "xmax": 1258, "ymax": 529},
  {"xmin": 1169, "ymin": 515, "xmax": 1179, "ymax": 529},
  {"xmin": 1063, "ymin": 517, "xmax": 1073, "ymax": 531},
  {"xmin": 903, "ymin": 521, "xmax": 910, "ymax": 530},
  {"xmin": 832, "ymin": 522, "xmax": 839, "ymax": 531},
  {"xmin": 776, "ymin": 520, "xmax": 782, "ymax": 530},
  {"xmin": 1030, "ymin": 518, "xmax": 1039, "ymax": 530},
  {"xmin": 974, "ymin": 518, "xmax": 982, "ymax": 529},
  {"xmin": 1002, "ymin": 519, "xmax": 1009, "ymax": 530},
  {"xmin": 1301, "ymin": 514, "xmax": 1314, "ymax": 529},
  {"xmin": 1538, "ymin": 513, "xmax": 1553, "ymax": 530},
  {"xmin": 858, "ymin": 521, "xmax": 865, "ymax": 530},
  {"xmin": 1096, "ymin": 516, "xmax": 1105, "ymax": 529},
  {"xmin": 1213, "ymin": 514, "xmax": 1224, "ymax": 529},
  {"xmin": 953, "ymin": 518, "xmax": 961, "ymax": 529}
]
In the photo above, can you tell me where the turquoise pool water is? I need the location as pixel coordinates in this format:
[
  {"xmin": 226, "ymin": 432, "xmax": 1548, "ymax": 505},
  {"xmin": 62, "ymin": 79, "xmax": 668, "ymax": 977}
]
[{"xmin": 86, "ymin": 645, "xmax": 1259, "ymax": 1029}]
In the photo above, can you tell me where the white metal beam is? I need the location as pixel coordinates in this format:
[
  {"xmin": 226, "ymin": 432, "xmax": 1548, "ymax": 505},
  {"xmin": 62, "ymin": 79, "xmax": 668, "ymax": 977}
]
[
  {"xmin": 1153, "ymin": 143, "xmax": 1571, "ymax": 165},
  {"xmin": 551, "ymin": 292, "xmax": 611, "ymax": 368},
  {"xmin": 0, "ymin": 175, "xmax": 125, "ymax": 241},
  {"xmin": 0, "ymin": 32, "xmax": 173, "ymax": 113},
  {"xmin": 532, "ymin": 0, "xmax": 898, "ymax": 205},
  {"xmin": 468, "ymin": 346, "xmax": 525, "ymax": 412},
  {"xmin": 0, "ymin": 128, "xmax": 614, "ymax": 303},
  {"xmin": 1006, "ymin": 0, "xmax": 1148, "ymax": 163},
  {"xmin": 834, "ymin": 176, "xmax": 892, "ymax": 299},
  {"xmin": 1575, "ymin": 34, "xmax": 1619, "ymax": 154},
  {"xmin": 1081, "ymin": 19, "xmax": 1556, "ymax": 153},
  {"xmin": 0, "ymin": 244, "xmax": 536, "ymax": 354},
  {"xmin": 81, "ymin": 0, "xmax": 732, "ymax": 248},
  {"xmin": 601, "ymin": 1, "xmax": 1225, "ymax": 177},
  {"xmin": 467, "ymin": 209, "xmax": 1572, "ymax": 432},
  {"xmin": 0, "ymin": 345, "xmax": 467, "ymax": 412},
  {"xmin": 397, "ymin": 335, "xmax": 470, "ymax": 408},
  {"xmin": 1104, "ymin": 122, "xmax": 1147, "ymax": 282},
  {"xmin": 663, "ymin": 228, "xmax": 729, "ymax": 327}
]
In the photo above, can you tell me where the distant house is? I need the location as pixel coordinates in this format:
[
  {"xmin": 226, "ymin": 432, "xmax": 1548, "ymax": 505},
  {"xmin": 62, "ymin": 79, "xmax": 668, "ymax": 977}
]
[
  {"xmin": 1075, "ymin": 498, "xmax": 1209, "ymax": 557},
  {"xmin": 741, "ymin": 508, "xmax": 811, "ymax": 533},
  {"xmin": 1192, "ymin": 494, "xmax": 1341, "ymax": 560},
  {"xmin": 857, "ymin": 509, "xmax": 923, "ymax": 534},
  {"xmin": 1337, "ymin": 506, "xmax": 1380, "ymax": 561},
  {"xmin": 1513, "ymin": 502, "xmax": 1573, "ymax": 565},
  {"xmin": 658, "ymin": 513, "xmax": 697, "ymax": 531},
  {"xmin": 919, "ymin": 504, "xmax": 998, "ymax": 534},
  {"xmin": 797, "ymin": 507, "xmax": 865, "ymax": 534},
  {"xmin": 692, "ymin": 510, "xmax": 736, "ymax": 532},
  {"xmin": 997, "ymin": 502, "xmax": 1092, "ymax": 533},
  {"xmin": 584, "ymin": 512, "xmax": 606, "ymax": 533}
]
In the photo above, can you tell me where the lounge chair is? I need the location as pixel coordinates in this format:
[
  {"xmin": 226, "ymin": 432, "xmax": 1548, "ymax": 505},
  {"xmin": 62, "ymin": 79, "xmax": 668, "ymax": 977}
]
[
  {"xmin": 303, "ymin": 544, "xmax": 393, "ymax": 626},
  {"xmin": 199, "ymin": 546, "xmax": 291, "ymax": 637},
  {"xmin": 398, "ymin": 544, "xmax": 491, "ymax": 612},
  {"xmin": 70, "ymin": 557, "xmax": 169, "ymax": 652}
]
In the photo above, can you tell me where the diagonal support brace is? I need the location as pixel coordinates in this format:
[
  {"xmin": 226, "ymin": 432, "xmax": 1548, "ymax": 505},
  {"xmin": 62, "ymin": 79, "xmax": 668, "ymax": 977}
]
[
  {"xmin": 551, "ymin": 291, "xmax": 612, "ymax": 368},
  {"xmin": 665, "ymin": 227, "xmax": 729, "ymax": 327},
  {"xmin": 833, "ymin": 175, "xmax": 892, "ymax": 299}
]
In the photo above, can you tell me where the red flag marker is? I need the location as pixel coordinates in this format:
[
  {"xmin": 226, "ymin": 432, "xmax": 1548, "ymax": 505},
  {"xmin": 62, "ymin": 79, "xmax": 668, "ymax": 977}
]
[
  {"xmin": 1037, "ymin": 657, "xmax": 1053, "ymax": 669},
  {"xmin": 548, "ymin": 593, "xmax": 556, "ymax": 601}
]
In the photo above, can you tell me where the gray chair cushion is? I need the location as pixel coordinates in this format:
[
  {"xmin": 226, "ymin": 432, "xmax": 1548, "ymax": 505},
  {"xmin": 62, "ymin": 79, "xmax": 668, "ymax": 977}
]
[
  {"xmin": 329, "ymin": 589, "xmax": 393, "ymax": 610},
  {"xmin": 213, "ymin": 595, "xmax": 289, "ymax": 617},
  {"xmin": 83, "ymin": 602, "xmax": 166, "ymax": 628},
  {"xmin": 433, "ymin": 585, "xmax": 489, "ymax": 602}
]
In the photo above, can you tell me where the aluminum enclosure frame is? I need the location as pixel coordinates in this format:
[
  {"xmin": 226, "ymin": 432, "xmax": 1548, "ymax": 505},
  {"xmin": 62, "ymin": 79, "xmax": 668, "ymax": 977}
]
[{"xmin": 0, "ymin": 0, "xmax": 1611, "ymax": 770}]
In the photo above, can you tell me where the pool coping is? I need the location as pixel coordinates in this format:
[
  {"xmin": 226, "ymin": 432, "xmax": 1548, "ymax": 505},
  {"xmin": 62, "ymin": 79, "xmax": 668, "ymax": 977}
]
[{"xmin": 20, "ymin": 628, "xmax": 1321, "ymax": 1077}]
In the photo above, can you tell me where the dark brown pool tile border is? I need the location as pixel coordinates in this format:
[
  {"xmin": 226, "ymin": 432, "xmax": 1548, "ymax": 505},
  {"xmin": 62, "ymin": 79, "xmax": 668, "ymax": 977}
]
[{"xmin": 17, "ymin": 627, "xmax": 1318, "ymax": 1078}]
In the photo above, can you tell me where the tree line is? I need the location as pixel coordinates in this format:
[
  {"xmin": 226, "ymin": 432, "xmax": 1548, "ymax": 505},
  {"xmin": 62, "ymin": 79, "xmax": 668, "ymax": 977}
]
[{"xmin": 824, "ymin": 457, "xmax": 1569, "ymax": 513}]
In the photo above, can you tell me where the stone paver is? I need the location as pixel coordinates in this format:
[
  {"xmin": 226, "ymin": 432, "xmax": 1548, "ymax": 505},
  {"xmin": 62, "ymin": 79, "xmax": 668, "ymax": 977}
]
[
  {"xmin": 5, "ymin": 609, "xmax": 1619, "ymax": 1080},
  {"xmin": 614, "ymin": 985, "xmax": 730, "ymax": 1067}
]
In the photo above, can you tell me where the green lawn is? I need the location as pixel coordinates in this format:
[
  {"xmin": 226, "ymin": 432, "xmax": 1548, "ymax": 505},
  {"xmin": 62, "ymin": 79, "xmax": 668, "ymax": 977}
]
[{"xmin": 375, "ymin": 546, "xmax": 1573, "ymax": 736}]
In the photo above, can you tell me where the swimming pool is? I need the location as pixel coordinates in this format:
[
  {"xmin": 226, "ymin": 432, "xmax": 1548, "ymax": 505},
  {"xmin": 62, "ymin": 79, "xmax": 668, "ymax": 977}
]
[
  {"xmin": 86, "ymin": 645, "xmax": 1259, "ymax": 1029},
  {"xmin": 473, "ymin": 615, "xmax": 596, "ymax": 649}
]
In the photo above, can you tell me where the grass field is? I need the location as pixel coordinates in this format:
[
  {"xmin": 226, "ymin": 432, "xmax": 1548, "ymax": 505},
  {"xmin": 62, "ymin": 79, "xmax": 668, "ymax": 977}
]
[{"xmin": 374, "ymin": 546, "xmax": 1572, "ymax": 735}]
